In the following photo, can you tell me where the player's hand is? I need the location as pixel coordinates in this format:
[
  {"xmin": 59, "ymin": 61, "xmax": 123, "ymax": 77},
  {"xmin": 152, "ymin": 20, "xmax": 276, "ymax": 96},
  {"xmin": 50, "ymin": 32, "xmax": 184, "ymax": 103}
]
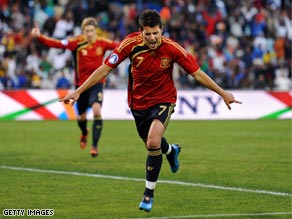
[
  {"xmin": 222, "ymin": 92, "xmax": 242, "ymax": 110},
  {"xmin": 59, "ymin": 91, "xmax": 80, "ymax": 106},
  {"xmin": 31, "ymin": 22, "xmax": 41, "ymax": 37}
]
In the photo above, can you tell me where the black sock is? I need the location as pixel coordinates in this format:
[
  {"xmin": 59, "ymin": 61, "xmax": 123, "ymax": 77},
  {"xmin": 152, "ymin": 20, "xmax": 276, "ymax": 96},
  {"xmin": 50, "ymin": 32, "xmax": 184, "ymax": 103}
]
[
  {"xmin": 77, "ymin": 119, "xmax": 88, "ymax": 135},
  {"xmin": 160, "ymin": 137, "xmax": 169, "ymax": 154},
  {"xmin": 166, "ymin": 146, "xmax": 176, "ymax": 167},
  {"xmin": 161, "ymin": 137, "xmax": 176, "ymax": 165},
  {"xmin": 144, "ymin": 148, "xmax": 162, "ymax": 198},
  {"xmin": 92, "ymin": 116, "xmax": 102, "ymax": 147},
  {"xmin": 144, "ymin": 188, "xmax": 154, "ymax": 198}
]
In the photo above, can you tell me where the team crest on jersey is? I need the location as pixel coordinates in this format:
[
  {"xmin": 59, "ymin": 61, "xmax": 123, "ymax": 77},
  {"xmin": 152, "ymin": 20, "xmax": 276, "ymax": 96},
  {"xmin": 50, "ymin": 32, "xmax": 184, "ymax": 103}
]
[
  {"xmin": 96, "ymin": 47, "xmax": 102, "ymax": 55},
  {"xmin": 109, "ymin": 53, "xmax": 119, "ymax": 64},
  {"xmin": 81, "ymin": 49, "xmax": 88, "ymax": 56},
  {"xmin": 160, "ymin": 57, "xmax": 171, "ymax": 68}
]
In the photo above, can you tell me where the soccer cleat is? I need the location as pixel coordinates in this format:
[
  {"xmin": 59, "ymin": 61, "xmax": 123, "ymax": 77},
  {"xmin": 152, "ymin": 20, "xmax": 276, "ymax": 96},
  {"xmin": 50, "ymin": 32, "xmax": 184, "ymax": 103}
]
[
  {"xmin": 79, "ymin": 128, "xmax": 89, "ymax": 149},
  {"xmin": 79, "ymin": 134, "xmax": 88, "ymax": 149},
  {"xmin": 170, "ymin": 143, "xmax": 181, "ymax": 173},
  {"xmin": 139, "ymin": 196, "xmax": 153, "ymax": 212},
  {"xmin": 90, "ymin": 146, "xmax": 98, "ymax": 157}
]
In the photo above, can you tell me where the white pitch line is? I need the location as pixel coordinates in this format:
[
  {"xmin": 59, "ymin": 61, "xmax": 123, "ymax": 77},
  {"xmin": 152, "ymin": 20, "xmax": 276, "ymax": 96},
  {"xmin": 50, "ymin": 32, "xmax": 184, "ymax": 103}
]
[
  {"xmin": 129, "ymin": 212, "xmax": 292, "ymax": 219},
  {"xmin": 1, "ymin": 165, "xmax": 291, "ymax": 197}
]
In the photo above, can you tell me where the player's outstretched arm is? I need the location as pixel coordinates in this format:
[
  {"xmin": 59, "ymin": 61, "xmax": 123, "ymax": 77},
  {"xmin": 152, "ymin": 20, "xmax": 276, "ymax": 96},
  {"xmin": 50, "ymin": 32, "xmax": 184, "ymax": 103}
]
[
  {"xmin": 60, "ymin": 64, "xmax": 112, "ymax": 105},
  {"xmin": 191, "ymin": 69, "xmax": 242, "ymax": 110}
]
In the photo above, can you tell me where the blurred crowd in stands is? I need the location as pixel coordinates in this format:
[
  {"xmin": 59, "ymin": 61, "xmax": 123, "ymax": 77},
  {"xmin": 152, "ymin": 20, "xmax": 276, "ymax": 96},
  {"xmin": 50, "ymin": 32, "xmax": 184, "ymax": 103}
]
[{"xmin": 0, "ymin": 0, "xmax": 291, "ymax": 90}]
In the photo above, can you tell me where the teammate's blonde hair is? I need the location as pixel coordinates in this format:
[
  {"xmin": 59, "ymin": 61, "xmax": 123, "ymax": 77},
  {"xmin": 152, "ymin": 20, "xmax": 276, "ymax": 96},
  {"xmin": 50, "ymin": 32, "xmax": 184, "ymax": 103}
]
[{"xmin": 81, "ymin": 17, "xmax": 97, "ymax": 30}]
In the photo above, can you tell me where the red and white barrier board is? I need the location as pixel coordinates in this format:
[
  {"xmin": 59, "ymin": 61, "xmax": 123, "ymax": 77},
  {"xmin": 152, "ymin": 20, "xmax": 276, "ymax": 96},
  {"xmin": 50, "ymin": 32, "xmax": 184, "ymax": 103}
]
[{"xmin": 0, "ymin": 90, "xmax": 291, "ymax": 120}]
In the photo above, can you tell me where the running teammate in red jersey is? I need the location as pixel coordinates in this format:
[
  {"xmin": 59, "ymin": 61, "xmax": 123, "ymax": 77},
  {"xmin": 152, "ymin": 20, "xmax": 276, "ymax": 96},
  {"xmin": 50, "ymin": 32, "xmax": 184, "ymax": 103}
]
[
  {"xmin": 60, "ymin": 10, "xmax": 242, "ymax": 212},
  {"xmin": 31, "ymin": 17, "xmax": 119, "ymax": 157}
]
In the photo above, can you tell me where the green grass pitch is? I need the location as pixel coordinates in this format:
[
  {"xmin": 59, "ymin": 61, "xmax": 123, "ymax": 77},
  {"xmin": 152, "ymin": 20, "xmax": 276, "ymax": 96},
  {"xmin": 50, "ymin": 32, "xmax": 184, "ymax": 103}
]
[{"xmin": 0, "ymin": 119, "xmax": 291, "ymax": 219}]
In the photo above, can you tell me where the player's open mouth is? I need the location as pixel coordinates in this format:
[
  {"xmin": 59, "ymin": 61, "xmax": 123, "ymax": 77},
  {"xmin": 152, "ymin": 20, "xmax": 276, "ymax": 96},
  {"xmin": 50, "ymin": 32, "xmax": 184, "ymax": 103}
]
[{"xmin": 148, "ymin": 42, "xmax": 157, "ymax": 48}]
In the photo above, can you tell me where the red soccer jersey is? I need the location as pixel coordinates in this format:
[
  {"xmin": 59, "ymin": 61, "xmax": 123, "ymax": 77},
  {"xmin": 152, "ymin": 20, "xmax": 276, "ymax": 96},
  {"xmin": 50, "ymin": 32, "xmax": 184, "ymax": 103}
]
[
  {"xmin": 38, "ymin": 35, "xmax": 118, "ymax": 86},
  {"xmin": 104, "ymin": 32, "xmax": 200, "ymax": 110}
]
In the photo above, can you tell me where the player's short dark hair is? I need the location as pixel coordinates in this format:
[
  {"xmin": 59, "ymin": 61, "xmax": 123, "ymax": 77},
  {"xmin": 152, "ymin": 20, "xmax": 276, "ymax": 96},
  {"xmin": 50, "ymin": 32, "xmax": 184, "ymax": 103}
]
[{"xmin": 139, "ymin": 9, "xmax": 162, "ymax": 30}]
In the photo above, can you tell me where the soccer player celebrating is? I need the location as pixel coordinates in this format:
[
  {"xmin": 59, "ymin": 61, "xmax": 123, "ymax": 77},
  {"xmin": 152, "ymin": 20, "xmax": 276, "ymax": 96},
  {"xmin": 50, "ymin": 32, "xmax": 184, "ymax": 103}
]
[
  {"xmin": 31, "ymin": 17, "xmax": 119, "ymax": 157},
  {"xmin": 60, "ymin": 10, "xmax": 242, "ymax": 211}
]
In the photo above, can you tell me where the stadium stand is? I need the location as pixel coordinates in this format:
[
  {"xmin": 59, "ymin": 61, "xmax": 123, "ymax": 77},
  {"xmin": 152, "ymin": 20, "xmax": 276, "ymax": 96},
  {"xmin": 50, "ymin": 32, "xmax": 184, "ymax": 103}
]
[{"xmin": 0, "ymin": 0, "xmax": 291, "ymax": 90}]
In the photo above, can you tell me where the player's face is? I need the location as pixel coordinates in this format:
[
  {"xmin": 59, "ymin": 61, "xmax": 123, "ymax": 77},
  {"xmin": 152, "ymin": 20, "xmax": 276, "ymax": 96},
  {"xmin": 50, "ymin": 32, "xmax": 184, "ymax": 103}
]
[
  {"xmin": 141, "ymin": 25, "xmax": 162, "ymax": 50},
  {"xmin": 83, "ymin": 25, "xmax": 96, "ymax": 43}
]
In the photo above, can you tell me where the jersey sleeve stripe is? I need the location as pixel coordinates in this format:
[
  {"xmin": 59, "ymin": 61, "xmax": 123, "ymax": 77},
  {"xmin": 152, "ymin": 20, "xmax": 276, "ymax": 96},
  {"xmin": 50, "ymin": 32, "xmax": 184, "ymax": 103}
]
[
  {"xmin": 117, "ymin": 35, "xmax": 143, "ymax": 52},
  {"xmin": 162, "ymin": 38, "xmax": 188, "ymax": 57}
]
